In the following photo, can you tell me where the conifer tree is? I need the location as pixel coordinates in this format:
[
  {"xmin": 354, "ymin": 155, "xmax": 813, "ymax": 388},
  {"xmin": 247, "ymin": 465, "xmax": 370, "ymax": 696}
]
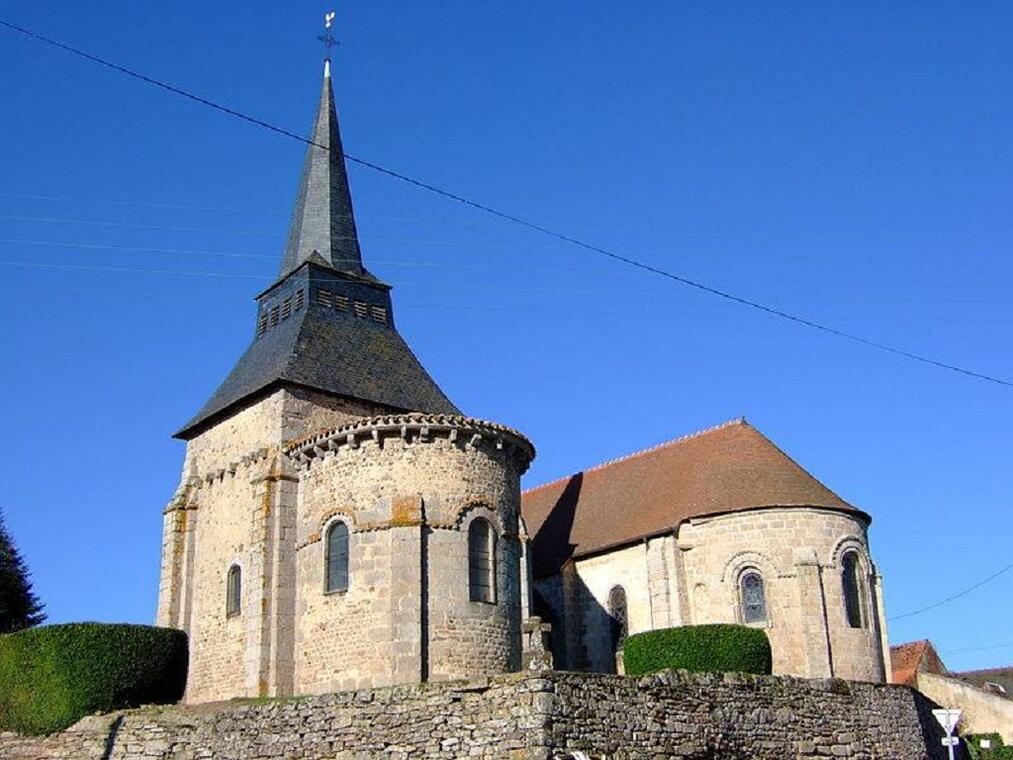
[{"xmin": 0, "ymin": 510, "xmax": 45, "ymax": 633}]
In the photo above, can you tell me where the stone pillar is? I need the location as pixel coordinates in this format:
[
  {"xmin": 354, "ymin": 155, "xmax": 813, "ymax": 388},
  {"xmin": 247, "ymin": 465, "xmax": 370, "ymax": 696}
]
[
  {"xmin": 518, "ymin": 517, "xmax": 533, "ymax": 620},
  {"xmin": 559, "ymin": 562, "xmax": 586, "ymax": 671},
  {"xmin": 156, "ymin": 502, "xmax": 184, "ymax": 628},
  {"xmin": 390, "ymin": 495, "xmax": 425, "ymax": 683},
  {"xmin": 251, "ymin": 455, "xmax": 299, "ymax": 697},
  {"xmin": 645, "ymin": 535, "xmax": 676, "ymax": 629},
  {"xmin": 177, "ymin": 500, "xmax": 199, "ymax": 637},
  {"xmin": 156, "ymin": 483, "xmax": 199, "ymax": 633},
  {"xmin": 873, "ymin": 569, "xmax": 891, "ymax": 682},
  {"xmin": 671, "ymin": 540, "xmax": 693, "ymax": 626},
  {"xmin": 794, "ymin": 548, "xmax": 834, "ymax": 678}
]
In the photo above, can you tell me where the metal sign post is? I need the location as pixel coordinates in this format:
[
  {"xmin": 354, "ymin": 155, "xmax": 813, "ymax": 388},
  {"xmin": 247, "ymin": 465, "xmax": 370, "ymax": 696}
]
[{"xmin": 932, "ymin": 708, "xmax": 962, "ymax": 760}]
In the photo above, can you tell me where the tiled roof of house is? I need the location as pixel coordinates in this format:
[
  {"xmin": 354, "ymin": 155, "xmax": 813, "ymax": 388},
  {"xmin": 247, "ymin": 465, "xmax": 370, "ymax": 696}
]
[
  {"xmin": 956, "ymin": 666, "xmax": 1013, "ymax": 699},
  {"xmin": 891, "ymin": 641, "xmax": 932, "ymax": 687},
  {"xmin": 521, "ymin": 419, "xmax": 862, "ymax": 578},
  {"xmin": 890, "ymin": 640, "xmax": 947, "ymax": 687}
]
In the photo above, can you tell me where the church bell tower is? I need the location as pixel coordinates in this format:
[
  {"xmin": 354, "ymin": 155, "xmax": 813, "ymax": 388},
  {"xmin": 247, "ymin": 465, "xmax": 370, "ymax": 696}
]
[{"xmin": 157, "ymin": 26, "xmax": 533, "ymax": 703}]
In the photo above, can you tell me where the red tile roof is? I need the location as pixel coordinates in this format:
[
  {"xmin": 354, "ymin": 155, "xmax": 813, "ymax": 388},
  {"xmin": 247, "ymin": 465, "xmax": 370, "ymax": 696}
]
[
  {"xmin": 956, "ymin": 667, "xmax": 1013, "ymax": 699},
  {"xmin": 522, "ymin": 419, "xmax": 862, "ymax": 578},
  {"xmin": 890, "ymin": 640, "xmax": 947, "ymax": 686}
]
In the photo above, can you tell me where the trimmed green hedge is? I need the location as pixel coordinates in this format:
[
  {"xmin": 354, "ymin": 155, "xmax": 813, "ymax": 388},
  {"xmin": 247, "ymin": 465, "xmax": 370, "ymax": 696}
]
[
  {"xmin": 965, "ymin": 734, "xmax": 1013, "ymax": 760},
  {"xmin": 0, "ymin": 622, "xmax": 187, "ymax": 735},
  {"xmin": 623, "ymin": 624, "xmax": 772, "ymax": 677}
]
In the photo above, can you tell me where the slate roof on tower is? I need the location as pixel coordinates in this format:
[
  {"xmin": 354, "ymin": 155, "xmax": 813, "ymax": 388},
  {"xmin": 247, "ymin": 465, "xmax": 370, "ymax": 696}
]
[
  {"xmin": 175, "ymin": 64, "xmax": 459, "ymax": 439},
  {"xmin": 521, "ymin": 419, "xmax": 863, "ymax": 578},
  {"xmin": 279, "ymin": 65, "xmax": 370, "ymax": 281}
]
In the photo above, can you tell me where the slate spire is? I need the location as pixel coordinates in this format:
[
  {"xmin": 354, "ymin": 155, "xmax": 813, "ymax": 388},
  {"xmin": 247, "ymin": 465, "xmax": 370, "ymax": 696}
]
[
  {"xmin": 279, "ymin": 61, "xmax": 363, "ymax": 278},
  {"xmin": 174, "ymin": 57, "xmax": 460, "ymax": 440}
]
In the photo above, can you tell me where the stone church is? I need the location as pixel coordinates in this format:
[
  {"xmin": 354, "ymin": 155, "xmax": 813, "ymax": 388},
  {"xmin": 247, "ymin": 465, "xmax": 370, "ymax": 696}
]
[
  {"xmin": 522, "ymin": 419, "xmax": 891, "ymax": 683},
  {"xmin": 157, "ymin": 61, "xmax": 890, "ymax": 704}
]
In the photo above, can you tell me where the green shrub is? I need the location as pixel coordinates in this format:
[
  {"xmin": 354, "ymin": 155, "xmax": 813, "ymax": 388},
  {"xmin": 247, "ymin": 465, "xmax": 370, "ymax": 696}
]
[
  {"xmin": 964, "ymin": 734, "xmax": 1013, "ymax": 760},
  {"xmin": 0, "ymin": 622, "xmax": 187, "ymax": 735},
  {"xmin": 623, "ymin": 624, "xmax": 772, "ymax": 677}
]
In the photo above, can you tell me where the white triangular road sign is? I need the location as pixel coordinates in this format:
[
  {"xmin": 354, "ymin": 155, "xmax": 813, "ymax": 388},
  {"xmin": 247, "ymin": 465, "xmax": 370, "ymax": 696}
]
[{"xmin": 932, "ymin": 708, "xmax": 962, "ymax": 735}]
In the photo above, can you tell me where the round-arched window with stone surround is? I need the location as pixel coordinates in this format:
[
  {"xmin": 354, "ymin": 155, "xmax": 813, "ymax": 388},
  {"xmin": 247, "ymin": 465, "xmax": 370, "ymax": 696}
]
[
  {"xmin": 226, "ymin": 564, "xmax": 241, "ymax": 618},
  {"xmin": 468, "ymin": 517, "xmax": 496, "ymax": 603},
  {"xmin": 738, "ymin": 569, "xmax": 767, "ymax": 624},
  {"xmin": 607, "ymin": 585, "xmax": 628, "ymax": 652},
  {"xmin": 325, "ymin": 520, "xmax": 350, "ymax": 594},
  {"xmin": 841, "ymin": 550, "xmax": 866, "ymax": 628}
]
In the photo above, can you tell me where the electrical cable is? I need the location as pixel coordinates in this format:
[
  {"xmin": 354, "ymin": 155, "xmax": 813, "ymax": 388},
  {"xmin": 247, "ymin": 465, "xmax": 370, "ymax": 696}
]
[
  {"xmin": 2, "ymin": 17, "xmax": 1011, "ymax": 387},
  {"xmin": 888, "ymin": 561, "xmax": 1013, "ymax": 621}
]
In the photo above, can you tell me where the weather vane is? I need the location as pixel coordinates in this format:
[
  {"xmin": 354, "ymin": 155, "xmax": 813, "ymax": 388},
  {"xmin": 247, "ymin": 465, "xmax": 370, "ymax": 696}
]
[{"xmin": 318, "ymin": 11, "xmax": 338, "ymax": 59}]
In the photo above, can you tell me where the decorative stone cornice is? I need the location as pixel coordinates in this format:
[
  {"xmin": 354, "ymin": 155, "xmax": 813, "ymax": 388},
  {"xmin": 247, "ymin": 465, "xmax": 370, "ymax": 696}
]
[
  {"xmin": 163, "ymin": 479, "xmax": 200, "ymax": 514},
  {"xmin": 283, "ymin": 413, "xmax": 535, "ymax": 472},
  {"xmin": 197, "ymin": 447, "xmax": 271, "ymax": 486}
]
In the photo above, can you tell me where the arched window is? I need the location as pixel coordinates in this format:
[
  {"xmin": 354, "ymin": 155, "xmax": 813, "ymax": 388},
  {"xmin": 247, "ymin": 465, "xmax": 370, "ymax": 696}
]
[
  {"xmin": 739, "ymin": 570, "xmax": 766, "ymax": 624},
  {"xmin": 325, "ymin": 521, "xmax": 349, "ymax": 593},
  {"xmin": 468, "ymin": 518, "xmax": 496, "ymax": 603},
  {"xmin": 607, "ymin": 585, "xmax": 628, "ymax": 652},
  {"xmin": 226, "ymin": 564, "xmax": 241, "ymax": 617},
  {"xmin": 841, "ymin": 551, "xmax": 865, "ymax": 628}
]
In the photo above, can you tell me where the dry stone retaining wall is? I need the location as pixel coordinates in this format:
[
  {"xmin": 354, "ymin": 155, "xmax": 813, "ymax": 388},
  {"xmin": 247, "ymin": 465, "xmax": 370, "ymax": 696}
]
[{"xmin": 0, "ymin": 671, "xmax": 948, "ymax": 759}]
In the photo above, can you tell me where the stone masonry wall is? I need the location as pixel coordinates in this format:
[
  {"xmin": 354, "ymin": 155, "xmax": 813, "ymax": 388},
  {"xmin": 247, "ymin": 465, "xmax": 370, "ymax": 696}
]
[
  {"xmin": 916, "ymin": 671, "xmax": 1013, "ymax": 743},
  {"xmin": 0, "ymin": 671, "xmax": 948, "ymax": 760},
  {"xmin": 537, "ymin": 507, "xmax": 889, "ymax": 683},
  {"xmin": 564, "ymin": 544, "xmax": 652, "ymax": 673},
  {"xmin": 158, "ymin": 388, "xmax": 391, "ymax": 703},
  {"xmin": 292, "ymin": 419, "xmax": 528, "ymax": 692},
  {"xmin": 678, "ymin": 507, "xmax": 888, "ymax": 681},
  {"xmin": 546, "ymin": 669, "xmax": 947, "ymax": 759}
]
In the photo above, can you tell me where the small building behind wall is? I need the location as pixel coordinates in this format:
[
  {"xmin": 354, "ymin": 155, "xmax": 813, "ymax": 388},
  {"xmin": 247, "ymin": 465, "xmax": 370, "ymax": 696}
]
[
  {"xmin": 891, "ymin": 639, "xmax": 1013, "ymax": 742},
  {"xmin": 522, "ymin": 418, "xmax": 891, "ymax": 682}
]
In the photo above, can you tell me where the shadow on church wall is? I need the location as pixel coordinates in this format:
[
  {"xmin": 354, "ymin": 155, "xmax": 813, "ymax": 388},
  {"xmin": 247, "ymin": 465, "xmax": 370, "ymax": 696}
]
[
  {"xmin": 529, "ymin": 472, "xmax": 623, "ymax": 674},
  {"xmin": 530, "ymin": 472, "xmax": 583, "ymax": 577}
]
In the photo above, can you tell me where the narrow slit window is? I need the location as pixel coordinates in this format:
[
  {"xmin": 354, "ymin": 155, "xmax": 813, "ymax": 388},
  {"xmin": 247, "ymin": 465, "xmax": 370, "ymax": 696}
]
[
  {"xmin": 739, "ymin": 570, "xmax": 766, "ymax": 624},
  {"xmin": 607, "ymin": 585, "xmax": 628, "ymax": 653},
  {"xmin": 468, "ymin": 518, "xmax": 496, "ymax": 603},
  {"xmin": 325, "ymin": 521, "xmax": 349, "ymax": 593},
  {"xmin": 841, "ymin": 551, "xmax": 865, "ymax": 628},
  {"xmin": 270, "ymin": 305, "xmax": 280, "ymax": 326},
  {"xmin": 295, "ymin": 289, "xmax": 305, "ymax": 311},
  {"xmin": 281, "ymin": 297, "xmax": 292, "ymax": 320},
  {"xmin": 257, "ymin": 313, "xmax": 269, "ymax": 336},
  {"xmin": 226, "ymin": 565, "xmax": 241, "ymax": 617}
]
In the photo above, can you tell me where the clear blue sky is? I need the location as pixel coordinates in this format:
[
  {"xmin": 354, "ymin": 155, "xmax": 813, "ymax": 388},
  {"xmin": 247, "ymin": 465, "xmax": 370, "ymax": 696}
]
[{"xmin": 1, "ymin": 2, "xmax": 1010, "ymax": 672}]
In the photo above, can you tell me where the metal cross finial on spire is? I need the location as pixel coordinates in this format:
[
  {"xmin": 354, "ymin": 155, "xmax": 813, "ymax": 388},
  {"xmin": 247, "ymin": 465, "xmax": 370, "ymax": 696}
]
[
  {"xmin": 318, "ymin": 10, "xmax": 338, "ymax": 74},
  {"xmin": 318, "ymin": 10, "xmax": 338, "ymax": 77}
]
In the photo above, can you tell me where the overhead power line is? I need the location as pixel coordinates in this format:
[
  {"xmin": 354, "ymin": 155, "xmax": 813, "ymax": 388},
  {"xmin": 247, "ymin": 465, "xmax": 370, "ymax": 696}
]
[
  {"xmin": 0, "ymin": 259, "xmax": 265, "ymax": 280},
  {"xmin": 2, "ymin": 18, "xmax": 1011, "ymax": 389},
  {"xmin": 0, "ymin": 192, "xmax": 252, "ymax": 214},
  {"xmin": 942, "ymin": 641, "xmax": 1013, "ymax": 655},
  {"xmin": 0, "ymin": 260, "xmax": 577, "ymax": 314},
  {"xmin": 0, "ymin": 236, "xmax": 571, "ymax": 265},
  {"xmin": 0, "ymin": 193, "xmax": 477, "ymax": 225},
  {"xmin": 888, "ymin": 560, "xmax": 1013, "ymax": 621},
  {"xmin": 0, "ymin": 215, "xmax": 283, "ymax": 236}
]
